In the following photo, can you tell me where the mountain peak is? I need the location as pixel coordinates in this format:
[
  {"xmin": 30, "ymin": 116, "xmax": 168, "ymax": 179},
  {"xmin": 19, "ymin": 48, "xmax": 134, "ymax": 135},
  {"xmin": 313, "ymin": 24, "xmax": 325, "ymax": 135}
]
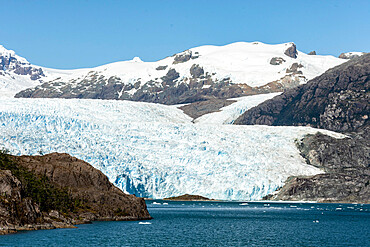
[
  {"xmin": 0, "ymin": 45, "xmax": 29, "ymax": 64},
  {"xmin": 131, "ymin": 56, "xmax": 143, "ymax": 63}
]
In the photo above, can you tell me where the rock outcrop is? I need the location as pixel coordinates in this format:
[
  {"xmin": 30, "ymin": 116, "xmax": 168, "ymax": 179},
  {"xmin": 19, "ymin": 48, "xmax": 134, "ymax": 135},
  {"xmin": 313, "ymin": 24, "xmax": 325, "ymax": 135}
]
[
  {"xmin": 308, "ymin": 51, "xmax": 316, "ymax": 55},
  {"xmin": 235, "ymin": 54, "xmax": 370, "ymax": 203},
  {"xmin": 270, "ymin": 57, "xmax": 286, "ymax": 65},
  {"xmin": 0, "ymin": 47, "xmax": 44, "ymax": 81},
  {"xmin": 264, "ymin": 126, "xmax": 370, "ymax": 203},
  {"xmin": 284, "ymin": 43, "xmax": 298, "ymax": 58},
  {"xmin": 0, "ymin": 152, "xmax": 151, "ymax": 235},
  {"xmin": 179, "ymin": 98, "xmax": 236, "ymax": 120},
  {"xmin": 234, "ymin": 53, "xmax": 370, "ymax": 132}
]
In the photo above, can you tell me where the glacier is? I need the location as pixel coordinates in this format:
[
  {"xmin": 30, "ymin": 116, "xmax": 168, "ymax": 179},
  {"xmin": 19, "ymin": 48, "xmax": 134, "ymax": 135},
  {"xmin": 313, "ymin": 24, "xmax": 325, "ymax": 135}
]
[{"xmin": 0, "ymin": 96, "xmax": 344, "ymax": 200}]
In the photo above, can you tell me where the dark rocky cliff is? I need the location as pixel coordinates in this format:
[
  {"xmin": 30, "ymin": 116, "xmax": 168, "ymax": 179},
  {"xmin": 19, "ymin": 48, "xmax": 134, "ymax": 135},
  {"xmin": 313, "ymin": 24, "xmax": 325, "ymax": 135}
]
[
  {"xmin": 234, "ymin": 53, "xmax": 369, "ymax": 132},
  {"xmin": 0, "ymin": 152, "xmax": 151, "ymax": 235},
  {"xmin": 234, "ymin": 54, "xmax": 370, "ymax": 203},
  {"xmin": 264, "ymin": 125, "xmax": 369, "ymax": 203}
]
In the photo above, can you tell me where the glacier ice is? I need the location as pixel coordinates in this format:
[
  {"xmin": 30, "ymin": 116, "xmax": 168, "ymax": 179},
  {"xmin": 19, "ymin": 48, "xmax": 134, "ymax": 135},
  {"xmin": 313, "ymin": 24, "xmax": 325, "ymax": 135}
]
[{"xmin": 0, "ymin": 97, "xmax": 344, "ymax": 200}]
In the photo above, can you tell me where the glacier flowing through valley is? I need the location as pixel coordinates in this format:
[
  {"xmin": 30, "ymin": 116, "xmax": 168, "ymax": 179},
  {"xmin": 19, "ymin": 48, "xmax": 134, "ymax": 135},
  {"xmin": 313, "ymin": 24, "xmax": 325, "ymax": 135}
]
[{"xmin": 0, "ymin": 97, "xmax": 344, "ymax": 200}]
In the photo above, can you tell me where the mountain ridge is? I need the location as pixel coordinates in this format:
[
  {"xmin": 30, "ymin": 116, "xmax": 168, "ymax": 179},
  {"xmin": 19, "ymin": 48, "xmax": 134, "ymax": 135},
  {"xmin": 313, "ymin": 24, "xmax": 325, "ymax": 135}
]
[{"xmin": 1, "ymin": 42, "xmax": 345, "ymax": 104}]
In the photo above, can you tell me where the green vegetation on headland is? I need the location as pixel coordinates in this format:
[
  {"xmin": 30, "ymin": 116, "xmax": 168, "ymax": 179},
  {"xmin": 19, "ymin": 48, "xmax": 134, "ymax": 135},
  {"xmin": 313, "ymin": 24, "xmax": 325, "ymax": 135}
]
[
  {"xmin": 0, "ymin": 150, "xmax": 151, "ymax": 235},
  {"xmin": 0, "ymin": 149, "xmax": 80, "ymax": 213}
]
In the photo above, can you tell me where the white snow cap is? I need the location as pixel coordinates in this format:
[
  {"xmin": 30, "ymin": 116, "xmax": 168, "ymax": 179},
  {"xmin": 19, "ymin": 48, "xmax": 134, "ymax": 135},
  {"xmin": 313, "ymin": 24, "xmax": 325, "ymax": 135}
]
[
  {"xmin": 0, "ymin": 41, "xmax": 346, "ymax": 98},
  {"xmin": 0, "ymin": 45, "xmax": 29, "ymax": 63},
  {"xmin": 132, "ymin": 57, "xmax": 143, "ymax": 63}
]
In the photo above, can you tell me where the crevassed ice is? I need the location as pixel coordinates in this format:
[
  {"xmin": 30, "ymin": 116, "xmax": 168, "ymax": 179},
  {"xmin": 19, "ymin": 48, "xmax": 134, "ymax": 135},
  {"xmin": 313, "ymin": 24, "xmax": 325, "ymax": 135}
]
[{"xmin": 0, "ymin": 97, "xmax": 343, "ymax": 200}]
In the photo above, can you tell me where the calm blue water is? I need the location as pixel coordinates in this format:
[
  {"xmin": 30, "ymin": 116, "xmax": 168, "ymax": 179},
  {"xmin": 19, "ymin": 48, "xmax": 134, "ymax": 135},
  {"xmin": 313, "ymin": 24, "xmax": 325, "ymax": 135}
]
[{"xmin": 1, "ymin": 201, "xmax": 369, "ymax": 247}]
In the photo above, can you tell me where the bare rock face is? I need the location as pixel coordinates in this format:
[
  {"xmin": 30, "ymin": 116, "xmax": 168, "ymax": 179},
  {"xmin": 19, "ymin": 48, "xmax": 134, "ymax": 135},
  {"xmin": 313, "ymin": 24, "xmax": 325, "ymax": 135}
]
[
  {"xmin": 285, "ymin": 63, "xmax": 303, "ymax": 73},
  {"xmin": 264, "ymin": 127, "xmax": 370, "ymax": 203},
  {"xmin": 190, "ymin": 64, "xmax": 204, "ymax": 78},
  {"xmin": 156, "ymin": 65, "xmax": 168, "ymax": 70},
  {"xmin": 0, "ymin": 169, "xmax": 44, "ymax": 234},
  {"xmin": 0, "ymin": 152, "xmax": 151, "ymax": 235},
  {"xmin": 266, "ymin": 173, "xmax": 369, "ymax": 203},
  {"xmin": 270, "ymin": 57, "xmax": 286, "ymax": 65},
  {"xmin": 308, "ymin": 51, "xmax": 316, "ymax": 55},
  {"xmin": 179, "ymin": 98, "xmax": 236, "ymax": 120},
  {"xmin": 235, "ymin": 53, "xmax": 370, "ymax": 132},
  {"xmin": 173, "ymin": 50, "xmax": 193, "ymax": 64},
  {"xmin": 284, "ymin": 43, "xmax": 298, "ymax": 59},
  {"xmin": 0, "ymin": 54, "xmax": 44, "ymax": 80}
]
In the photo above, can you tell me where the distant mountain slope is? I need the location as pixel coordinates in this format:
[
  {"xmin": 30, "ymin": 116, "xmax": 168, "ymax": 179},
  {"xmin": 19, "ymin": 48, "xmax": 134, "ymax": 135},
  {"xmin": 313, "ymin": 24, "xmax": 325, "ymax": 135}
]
[
  {"xmin": 234, "ymin": 53, "xmax": 369, "ymax": 132},
  {"xmin": 1, "ymin": 42, "xmax": 344, "ymax": 104},
  {"xmin": 0, "ymin": 45, "xmax": 86, "ymax": 98}
]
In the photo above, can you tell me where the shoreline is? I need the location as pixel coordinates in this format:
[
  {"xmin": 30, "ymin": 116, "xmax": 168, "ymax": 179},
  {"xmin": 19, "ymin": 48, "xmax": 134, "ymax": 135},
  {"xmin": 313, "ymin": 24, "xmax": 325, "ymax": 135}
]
[
  {"xmin": 0, "ymin": 216, "xmax": 153, "ymax": 235},
  {"xmin": 145, "ymin": 199, "xmax": 369, "ymax": 205}
]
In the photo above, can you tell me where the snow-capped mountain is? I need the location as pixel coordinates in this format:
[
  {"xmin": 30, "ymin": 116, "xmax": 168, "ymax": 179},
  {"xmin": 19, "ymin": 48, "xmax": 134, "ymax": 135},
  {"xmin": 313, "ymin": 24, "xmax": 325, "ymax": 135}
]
[
  {"xmin": 1, "ymin": 42, "xmax": 345, "ymax": 104},
  {"xmin": 0, "ymin": 45, "xmax": 45, "ymax": 98},
  {"xmin": 0, "ymin": 96, "xmax": 344, "ymax": 200}
]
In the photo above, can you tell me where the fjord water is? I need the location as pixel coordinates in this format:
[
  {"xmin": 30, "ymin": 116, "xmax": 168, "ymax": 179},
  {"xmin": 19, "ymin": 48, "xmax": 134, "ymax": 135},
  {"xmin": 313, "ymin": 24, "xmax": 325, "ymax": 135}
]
[{"xmin": 1, "ymin": 201, "xmax": 369, "ymax": 247}]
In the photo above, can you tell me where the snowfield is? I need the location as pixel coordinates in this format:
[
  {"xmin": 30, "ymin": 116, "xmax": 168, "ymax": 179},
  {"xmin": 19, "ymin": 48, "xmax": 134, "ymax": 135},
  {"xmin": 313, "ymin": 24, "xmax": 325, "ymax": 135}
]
[
  {"xmin": 0, "ymin": 96, "xmax": 344, "ymax": 200},
  {"xmin": 195, "ymin": 93, "xmax": 281, "ymax": 124}
]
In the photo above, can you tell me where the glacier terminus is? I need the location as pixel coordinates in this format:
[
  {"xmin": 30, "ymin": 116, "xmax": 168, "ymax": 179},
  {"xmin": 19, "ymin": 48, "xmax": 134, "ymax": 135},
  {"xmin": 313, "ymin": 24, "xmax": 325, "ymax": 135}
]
[{"xmin": 0, "ymin": 96, "xmax": 344, "ymax": 200}]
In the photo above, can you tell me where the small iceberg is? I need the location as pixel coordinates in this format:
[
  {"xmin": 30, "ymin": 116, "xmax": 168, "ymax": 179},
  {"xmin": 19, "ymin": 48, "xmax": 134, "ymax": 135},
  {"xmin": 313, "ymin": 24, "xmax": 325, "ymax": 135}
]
[
  {"xmin": 313, "ymin": 220, "xmax": 319, "ymax": 223},
  {"xmin": 139, "ymin": 222, "xmax": 152, "ymax": 225},
  {"xmin": 162, "ymin": 202, "xmax": 168, "ymax": 205},
  {"xmin": 152, "ymin": 202, "xmax": 161, "ymax": 205},
  {"xmin": 239, "ymin": 203, "xmax": 249, "ymax": 206}
]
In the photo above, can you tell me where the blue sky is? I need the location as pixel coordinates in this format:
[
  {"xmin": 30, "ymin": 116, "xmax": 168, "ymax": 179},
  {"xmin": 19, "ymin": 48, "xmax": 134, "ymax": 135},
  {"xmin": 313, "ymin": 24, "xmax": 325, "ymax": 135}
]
[{"xmin": 1, "ymin": 0, "xmax": 369, "ymax": 69}]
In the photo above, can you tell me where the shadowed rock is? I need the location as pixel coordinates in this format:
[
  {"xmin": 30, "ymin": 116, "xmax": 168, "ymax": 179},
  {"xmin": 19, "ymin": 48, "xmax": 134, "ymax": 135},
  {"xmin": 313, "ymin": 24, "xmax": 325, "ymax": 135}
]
[
  {"xmin": 190, "ymin": 64, "xmax": 204, "ymax": 78},
  {"xmin": 179, "ymin": 98, "xmax": 236, "ymax": 119},
  {"xmin": 173, "ymin": 50, "xmax": 192, "ymax": 64},
  {"xmin": 264, "ymin": 126, "xmax": 370, "ymax": 203},
  {"xmin": 284, "ymin": 43, "xmax": 298, "ymax": 58},
  {"xmin": 270, "ymin": 57, "xmax": 286, "ymax": 65}
]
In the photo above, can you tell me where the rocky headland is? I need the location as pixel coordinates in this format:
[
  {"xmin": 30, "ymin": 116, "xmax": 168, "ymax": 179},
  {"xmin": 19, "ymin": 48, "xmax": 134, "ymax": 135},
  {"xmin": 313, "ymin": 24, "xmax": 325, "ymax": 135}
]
[{"xmin": 0, "ymin": 151, "xmax": 151, "ymax": 235}]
